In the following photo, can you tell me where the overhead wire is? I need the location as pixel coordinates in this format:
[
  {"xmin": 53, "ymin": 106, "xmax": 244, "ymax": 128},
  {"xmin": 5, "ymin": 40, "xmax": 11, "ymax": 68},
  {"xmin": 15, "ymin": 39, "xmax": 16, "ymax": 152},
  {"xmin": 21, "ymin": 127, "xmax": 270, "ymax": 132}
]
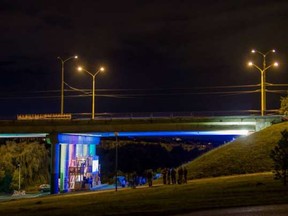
[
  {"xmin": 0, "ymin": 90, "xmax": 264, "ymax": 100},
  {"xmin": 0, "ymin": 84, "xmax": 262, "ymax": 95},
  {"xmin": 0, "ymin": 83, "xmax": 287, "ymax": 100},
  {"xmin": 64, "ymin": 82, "xmax": 90, "ymax": 95}
]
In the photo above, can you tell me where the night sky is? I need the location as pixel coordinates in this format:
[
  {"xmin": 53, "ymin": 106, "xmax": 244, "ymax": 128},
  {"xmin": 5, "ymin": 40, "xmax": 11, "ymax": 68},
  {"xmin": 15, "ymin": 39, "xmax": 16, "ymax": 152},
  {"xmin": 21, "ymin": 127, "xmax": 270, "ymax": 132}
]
[{"xmin": 1, "ymin": 0, "xmax": 288, "ymax": 118}]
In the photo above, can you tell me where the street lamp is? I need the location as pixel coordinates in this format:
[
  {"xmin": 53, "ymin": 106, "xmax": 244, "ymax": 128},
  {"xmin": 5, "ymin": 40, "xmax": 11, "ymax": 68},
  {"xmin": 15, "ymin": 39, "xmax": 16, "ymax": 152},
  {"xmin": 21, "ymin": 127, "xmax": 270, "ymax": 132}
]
[
  {"xmin": 114, "ymin": 132, "xmax": 119, "ymax": 192},
  {"xmin": 77, "ymin": 66, "xmax": 105, "ymax": 120},
  {"xmin": 58, "ymin": 55, "xmax": 78, "ymax": 114},
  {"xmin": 248, "ymin": 49, "xmax": 278, "ymax": 116}
]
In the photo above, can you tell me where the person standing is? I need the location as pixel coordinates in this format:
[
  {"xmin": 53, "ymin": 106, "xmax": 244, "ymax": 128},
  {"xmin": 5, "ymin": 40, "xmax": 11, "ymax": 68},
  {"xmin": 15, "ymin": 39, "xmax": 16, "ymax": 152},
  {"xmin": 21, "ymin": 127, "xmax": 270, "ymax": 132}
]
[
  {"xmin": 183, "ymin": 167, "xmax": 188, "ymax": 184},
  {"xmin": 147, "ymin": 170, "xmax": 153, "ymax": 187},
  {"xmin": 171, "ymin": 168, "xmax": 176, "ymax": 184},
  {"xmin": 162, "ymin": 168, "xmax": 167, "ymax": 185},
  {"xmin": 132, "ymin": 172, "xmax": 137, "ymax": 188},
  {"xmin": 167, "ymin": 168, "xmax": 171, "ymax": 185},
  {"xmin": 178, "ymin": 167, "xmax": 183, "ymax": 184}
]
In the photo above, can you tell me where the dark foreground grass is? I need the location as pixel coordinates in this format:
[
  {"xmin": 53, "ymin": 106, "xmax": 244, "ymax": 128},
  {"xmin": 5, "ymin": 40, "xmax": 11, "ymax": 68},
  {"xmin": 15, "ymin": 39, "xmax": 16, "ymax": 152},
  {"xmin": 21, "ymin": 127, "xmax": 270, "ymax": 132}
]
[{"xmin": 1, "ymin": 172, "xmax": 288, "ymax": 216}]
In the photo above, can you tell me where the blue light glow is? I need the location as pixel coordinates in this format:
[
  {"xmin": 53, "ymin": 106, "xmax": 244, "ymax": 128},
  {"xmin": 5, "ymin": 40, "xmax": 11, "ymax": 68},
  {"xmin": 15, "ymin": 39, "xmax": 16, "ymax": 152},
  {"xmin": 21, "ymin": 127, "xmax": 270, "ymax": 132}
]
[
  {"xmin": 0, "ymin": 130, "xmax": 249, "ymax": 140},
  {"xmin": 58, "ymin": 134, "xmax": 100, "ymax": 144},
  {"xmin": 64, "ymin": 130, "xmax": 249, "ymax": 138}
]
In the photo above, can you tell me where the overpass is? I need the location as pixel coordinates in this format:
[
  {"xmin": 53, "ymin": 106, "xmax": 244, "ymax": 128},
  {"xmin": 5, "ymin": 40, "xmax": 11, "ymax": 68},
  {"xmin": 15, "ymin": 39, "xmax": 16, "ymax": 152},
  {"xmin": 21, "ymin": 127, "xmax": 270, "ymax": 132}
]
[
  {"xmin": 0, "ymin": 113, "xmax": 283, "ymax": 194},
  {"xmin": 0, "ymin": 114, "xmax": 282, "ymax": 134}
]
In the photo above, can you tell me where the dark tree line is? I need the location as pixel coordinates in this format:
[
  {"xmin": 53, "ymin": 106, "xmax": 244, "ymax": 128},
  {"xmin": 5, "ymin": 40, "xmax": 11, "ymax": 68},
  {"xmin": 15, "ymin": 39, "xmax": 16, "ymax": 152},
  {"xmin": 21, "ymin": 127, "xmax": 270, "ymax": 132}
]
[{"xmin": 97, "ymin": 140, "xmax": 206, "ymax": 181}]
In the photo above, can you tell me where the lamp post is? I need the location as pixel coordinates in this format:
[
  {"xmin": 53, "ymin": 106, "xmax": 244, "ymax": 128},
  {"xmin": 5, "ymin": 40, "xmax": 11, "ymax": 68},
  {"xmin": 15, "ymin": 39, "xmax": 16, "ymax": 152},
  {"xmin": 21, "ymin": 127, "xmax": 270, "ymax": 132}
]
[
  {"xmin": 18, "ymin": 163, "xmax": 21, "ymax": 191},
  {"xmin": 58, "ymin": 55, "xmax": 78, "ymax": 114},
  {"xmin": 114, "ymin": 132, "xmax": 119, "ymax": 192},
  {"xmin": 248, "ymin": 49, "xmax": 278, "ymax": 116},
  {"xmin": 77, "ymin": 66, "xmax": 105, "ymax": 120}
]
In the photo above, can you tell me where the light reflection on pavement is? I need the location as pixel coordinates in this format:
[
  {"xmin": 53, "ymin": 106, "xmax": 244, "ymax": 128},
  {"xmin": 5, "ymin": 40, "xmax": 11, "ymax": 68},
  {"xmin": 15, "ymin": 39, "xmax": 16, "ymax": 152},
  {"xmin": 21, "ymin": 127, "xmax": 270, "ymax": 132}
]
[{"xmin": 177, "ymin": 204, "xmax": 288, "ymax": 216}]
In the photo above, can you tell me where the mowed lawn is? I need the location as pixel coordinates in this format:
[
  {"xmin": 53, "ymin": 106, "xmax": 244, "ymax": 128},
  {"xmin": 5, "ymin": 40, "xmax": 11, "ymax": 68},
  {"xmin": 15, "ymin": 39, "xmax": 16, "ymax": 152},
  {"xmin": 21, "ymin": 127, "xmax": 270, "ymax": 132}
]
[{"xmin": 1, "ymin": 172, "xmax": 288, "ymax": 216}]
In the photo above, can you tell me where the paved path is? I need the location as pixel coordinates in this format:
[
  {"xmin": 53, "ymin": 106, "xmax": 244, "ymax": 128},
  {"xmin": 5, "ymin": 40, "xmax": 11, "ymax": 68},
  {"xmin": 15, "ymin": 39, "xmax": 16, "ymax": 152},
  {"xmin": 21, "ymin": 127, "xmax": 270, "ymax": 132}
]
[
  {"xmin": 177, "ymin": 204, "xmax": 288, "ymax": 216},
  {"xmin": 0, "ymin": 192, "xmax": 49, "ymax": 201}
]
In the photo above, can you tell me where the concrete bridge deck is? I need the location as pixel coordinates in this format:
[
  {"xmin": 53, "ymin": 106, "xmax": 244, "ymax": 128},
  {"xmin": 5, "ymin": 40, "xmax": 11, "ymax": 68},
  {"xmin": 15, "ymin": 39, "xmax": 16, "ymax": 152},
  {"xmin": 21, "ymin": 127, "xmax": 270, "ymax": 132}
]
[{"xmin": 0, "ymin": 115, "xmax": 283, "ymax": 134}]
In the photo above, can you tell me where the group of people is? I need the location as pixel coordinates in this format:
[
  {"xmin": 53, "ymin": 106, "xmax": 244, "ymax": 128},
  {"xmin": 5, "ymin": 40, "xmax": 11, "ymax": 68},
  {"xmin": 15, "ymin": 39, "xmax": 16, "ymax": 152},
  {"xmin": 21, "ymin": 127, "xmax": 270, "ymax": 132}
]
[
  {"xmin": 118, "ymin": 167, "xmax": 188, "ymax": 189},
  {"xmin": 162, "ymin": 166, "xmax": 188, "ymax": 185}
]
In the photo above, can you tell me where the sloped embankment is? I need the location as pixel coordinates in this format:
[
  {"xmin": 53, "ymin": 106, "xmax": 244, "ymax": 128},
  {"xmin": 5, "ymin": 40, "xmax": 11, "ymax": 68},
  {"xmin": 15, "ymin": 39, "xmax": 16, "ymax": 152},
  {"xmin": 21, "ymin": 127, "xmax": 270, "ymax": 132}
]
[{"xmin": 186, "ymin": 121, "xmax": 288, "ymax": 179}]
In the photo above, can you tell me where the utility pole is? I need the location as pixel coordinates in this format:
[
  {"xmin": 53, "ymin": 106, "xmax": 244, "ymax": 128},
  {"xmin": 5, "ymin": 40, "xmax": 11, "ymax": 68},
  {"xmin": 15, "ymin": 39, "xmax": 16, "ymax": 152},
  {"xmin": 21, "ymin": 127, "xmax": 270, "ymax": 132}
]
[
  {"xmin": 248, "ymin": 49, "xmax": 278, "ymax": 116},
  {"xmin": 114, "ymin": 132, "xmax": 119, "ymax": 192}
]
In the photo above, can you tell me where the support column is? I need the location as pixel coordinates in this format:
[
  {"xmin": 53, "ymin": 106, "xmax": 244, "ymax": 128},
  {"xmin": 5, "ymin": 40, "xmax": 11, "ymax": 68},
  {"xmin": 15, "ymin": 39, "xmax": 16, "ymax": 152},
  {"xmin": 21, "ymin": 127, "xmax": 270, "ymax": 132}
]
[
  {"xmin": 60, "ymin": 144, "xmax": 69, "ymax": 192},
  {"xmin": 48, "ymin": 133, "xmax": 60, "ymax": 194}
]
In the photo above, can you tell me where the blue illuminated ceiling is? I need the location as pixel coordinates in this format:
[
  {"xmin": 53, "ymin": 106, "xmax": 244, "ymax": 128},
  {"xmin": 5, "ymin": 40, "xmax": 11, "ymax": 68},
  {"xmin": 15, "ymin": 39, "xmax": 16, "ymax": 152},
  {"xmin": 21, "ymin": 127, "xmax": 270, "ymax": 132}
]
[
  {"xmin": 0, "ymin": 130, "xmax": 250, "ymax": 138},
  {"xmin": 64, "ymin": 130, "xmax": 250, "ymax": 137}
]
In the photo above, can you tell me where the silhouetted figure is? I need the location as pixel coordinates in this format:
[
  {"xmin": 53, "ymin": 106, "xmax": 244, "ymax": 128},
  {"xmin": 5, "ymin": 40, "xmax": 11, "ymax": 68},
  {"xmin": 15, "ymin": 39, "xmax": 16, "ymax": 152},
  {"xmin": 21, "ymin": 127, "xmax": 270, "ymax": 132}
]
[
  {"xmin": 167, "ymin": 168, "xmax": 171, "ymax": 184},
  {"xmin": 132, "ymin": 172, "xmax": 137, "ymax": 188},
  {"xmin": 178, "ymin": 167, "xmax": 183, "ymax": 184},
  {"xmin": 183, "ymin": 167, "xmax": 188, "ymax": 184},
  {"xmin": 147, "ymin": 170, "xmax": 153, "ymax": 187},
  {"xmin": 171, "ymin": 168, "xmax": 176, "ymax": 184},
  {"xmin": 162, "ymin": 168, "xmax": 167, "ymax": 184}
]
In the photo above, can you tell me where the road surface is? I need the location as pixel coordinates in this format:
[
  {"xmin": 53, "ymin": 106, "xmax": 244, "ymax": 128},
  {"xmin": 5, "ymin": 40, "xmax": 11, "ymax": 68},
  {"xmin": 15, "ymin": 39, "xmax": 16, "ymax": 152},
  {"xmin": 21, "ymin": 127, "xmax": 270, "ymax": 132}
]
[{"xmin": 177, "ymin": 204, "xmax": 288, "ymax": 216}]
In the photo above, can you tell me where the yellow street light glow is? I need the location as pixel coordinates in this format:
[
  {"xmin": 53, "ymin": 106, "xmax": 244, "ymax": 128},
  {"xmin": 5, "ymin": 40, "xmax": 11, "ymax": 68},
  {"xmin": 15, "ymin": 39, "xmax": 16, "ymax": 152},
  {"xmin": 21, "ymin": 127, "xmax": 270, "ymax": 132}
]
[
  {"xmin": 76, "ymin": 65, "xmax": 106, "ymax": 120},
  {"xmin": 59, "ymin": 55, "xmax": 79, "ymax": 114},
  {"xmin": 248, "ymin": 49, "xmax": 278, "ymax": 116}
]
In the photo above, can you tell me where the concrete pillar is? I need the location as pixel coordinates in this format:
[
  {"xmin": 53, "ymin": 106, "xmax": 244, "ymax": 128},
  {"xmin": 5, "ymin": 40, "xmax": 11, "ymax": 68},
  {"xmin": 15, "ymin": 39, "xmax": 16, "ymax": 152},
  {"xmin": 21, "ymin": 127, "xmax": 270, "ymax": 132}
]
[
  {"xmin": 60, "ymin": 144, "xmax": 68, "ymax": 192},
  {"xmin": 48, "ymin": 133, "xmax": 60, "ymax": 194}
]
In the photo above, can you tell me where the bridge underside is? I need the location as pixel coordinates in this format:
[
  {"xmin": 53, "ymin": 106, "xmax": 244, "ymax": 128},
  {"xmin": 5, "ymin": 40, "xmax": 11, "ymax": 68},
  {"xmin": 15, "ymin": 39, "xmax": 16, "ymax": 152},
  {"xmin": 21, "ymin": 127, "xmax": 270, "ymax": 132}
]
[{"xmin": 0, "ymin": 129, "xmax": 250, "ymax": 194}]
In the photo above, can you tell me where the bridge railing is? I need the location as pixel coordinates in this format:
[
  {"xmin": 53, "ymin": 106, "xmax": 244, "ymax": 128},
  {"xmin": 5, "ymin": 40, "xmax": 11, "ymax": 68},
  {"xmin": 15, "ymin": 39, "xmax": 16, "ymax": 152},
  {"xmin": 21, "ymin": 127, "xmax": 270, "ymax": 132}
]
[
  {"xmin": 0, "ymin": 110, "xmax": 280, "ymax": 121},
  {"xmin": 72, "ymin": 110, "xmax": 280, "ymax": 120}
]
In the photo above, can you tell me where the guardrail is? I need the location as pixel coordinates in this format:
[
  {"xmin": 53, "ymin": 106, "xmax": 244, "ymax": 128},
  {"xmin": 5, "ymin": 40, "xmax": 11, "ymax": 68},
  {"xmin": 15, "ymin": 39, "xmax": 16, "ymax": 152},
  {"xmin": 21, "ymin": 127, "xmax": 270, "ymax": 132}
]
[
  {"xmin": 72, "ymin": 110, "xmax": 281, "ymax": 120},
  {"xmin": 17, "ymin": 113, "xmax": 72, "ymax": 120},
  {"xmin": 0, "ymin": 110, "xmax": 281, "ymax": 121}
]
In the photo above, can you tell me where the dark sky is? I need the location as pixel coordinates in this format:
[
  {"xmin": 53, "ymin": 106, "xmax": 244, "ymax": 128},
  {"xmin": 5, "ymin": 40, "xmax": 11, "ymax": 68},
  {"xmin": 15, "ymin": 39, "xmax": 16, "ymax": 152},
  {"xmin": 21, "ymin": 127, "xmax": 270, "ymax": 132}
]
[{"xmin": 1, "ymin": 0, "xmax": 288, "ymax": 118}]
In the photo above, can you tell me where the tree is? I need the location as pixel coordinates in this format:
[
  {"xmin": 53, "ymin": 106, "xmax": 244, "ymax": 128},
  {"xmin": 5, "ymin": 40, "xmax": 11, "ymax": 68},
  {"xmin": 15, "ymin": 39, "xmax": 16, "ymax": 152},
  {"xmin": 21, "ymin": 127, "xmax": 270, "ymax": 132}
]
[
  {"xmin": 270, "ymin": 129, "xmax": 288, "ymax": 185},
  {"xmin": 0, "ymin": 140, "xmax": 50, "ymax": 192},
  {"xmin": 279, "ymin": 95, "xmax": 288, "ymax": 115}
]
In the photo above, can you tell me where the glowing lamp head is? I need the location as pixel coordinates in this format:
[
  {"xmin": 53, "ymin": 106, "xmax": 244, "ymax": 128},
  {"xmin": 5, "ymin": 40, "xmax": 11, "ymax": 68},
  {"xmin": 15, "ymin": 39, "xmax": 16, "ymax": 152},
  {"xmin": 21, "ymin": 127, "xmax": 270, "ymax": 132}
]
[
  {"xmin": 251, "ymin": 49, "xmax": 256, "ymax": 53},
  {"xmin": 77, "ymin": 66, "xmax": 83, "ymax": 71},
  {"xmin": 274, "ymin": 62, "xmax": 279, "ymax": 67},
  {"xmin": 272, "ymin": 49, "xmax": 276, "ymax": 53},
  {"xmin": 74, "ymin": 55, "xmax": 78, "ymax": 59},
  {"xmin": 99, "ymin": 67, "xmax": 105, "ymax": 72},
  {"xmin": 248, "ymin": 62, "xmax": 253, "ymax": 66}
]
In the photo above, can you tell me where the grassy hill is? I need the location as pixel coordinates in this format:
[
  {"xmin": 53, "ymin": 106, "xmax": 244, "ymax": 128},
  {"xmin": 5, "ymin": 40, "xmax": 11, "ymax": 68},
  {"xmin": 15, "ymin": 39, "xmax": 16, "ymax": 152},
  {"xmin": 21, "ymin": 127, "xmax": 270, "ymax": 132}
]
[{"xmin": 186, "ymin": 121, "xmax": 288, "ymax": 179}]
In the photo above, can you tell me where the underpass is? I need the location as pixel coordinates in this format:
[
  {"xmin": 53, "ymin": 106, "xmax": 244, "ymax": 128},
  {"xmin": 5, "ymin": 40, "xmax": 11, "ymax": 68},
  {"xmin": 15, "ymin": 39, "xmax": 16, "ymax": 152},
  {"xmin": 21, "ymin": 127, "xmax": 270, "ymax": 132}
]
[{"xmin": 0, "ymin": 113, "xmax": 283, "ymax": 194}]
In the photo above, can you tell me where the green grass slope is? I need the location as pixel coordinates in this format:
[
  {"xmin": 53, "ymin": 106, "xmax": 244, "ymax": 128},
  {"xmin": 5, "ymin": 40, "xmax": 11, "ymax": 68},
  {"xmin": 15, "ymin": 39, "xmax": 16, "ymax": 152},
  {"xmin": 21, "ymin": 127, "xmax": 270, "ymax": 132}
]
[{"xmin": 186, "ymin": 121, "xmax": 288, "ymax": 179}]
